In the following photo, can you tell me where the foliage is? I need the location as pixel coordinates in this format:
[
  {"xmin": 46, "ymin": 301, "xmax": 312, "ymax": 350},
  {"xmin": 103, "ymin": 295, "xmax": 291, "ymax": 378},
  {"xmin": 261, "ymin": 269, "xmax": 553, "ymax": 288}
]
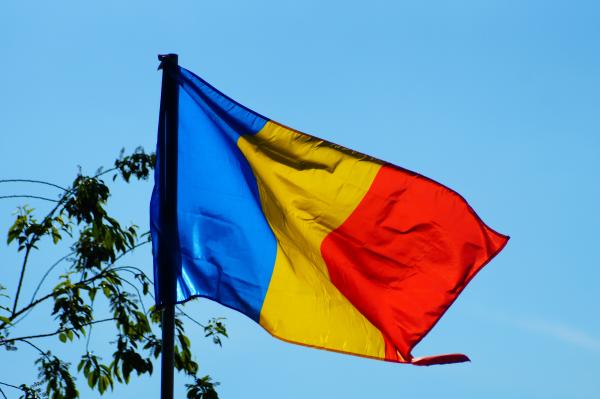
[
  {"xmin": 185, "ymin": 376, "xmax": 219, "ymax": 399},
  {"xmin": 0, "ymin": 148, "xmax": 226, "ymax": 399}
]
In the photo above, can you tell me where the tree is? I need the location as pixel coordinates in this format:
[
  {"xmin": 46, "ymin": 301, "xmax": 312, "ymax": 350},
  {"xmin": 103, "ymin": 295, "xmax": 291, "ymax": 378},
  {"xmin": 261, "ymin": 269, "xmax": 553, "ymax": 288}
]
[{"xmin": 0, "ymin": 148, "xmax": 226, "ymax": 399}]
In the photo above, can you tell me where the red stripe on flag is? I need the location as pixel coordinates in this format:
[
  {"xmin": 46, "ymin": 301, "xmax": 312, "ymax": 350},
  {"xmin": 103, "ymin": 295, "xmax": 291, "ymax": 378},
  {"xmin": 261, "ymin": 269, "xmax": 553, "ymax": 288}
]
[{"xmin": 321, "ymin": 164, "xmax": 508, "ymax": 363}]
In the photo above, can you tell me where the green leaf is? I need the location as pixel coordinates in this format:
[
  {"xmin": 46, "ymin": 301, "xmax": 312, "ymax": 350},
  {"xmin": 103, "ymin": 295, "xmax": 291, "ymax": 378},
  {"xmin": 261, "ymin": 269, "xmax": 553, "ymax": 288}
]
[
  {"xmin": 102, "ymin": 285, "xmax": 112, "ymax": 298},
  {"xmin": 87, "ymin": 371, "xmax": 96, "ymax": 388},
  {"xmin": 98, "ymin": 376, "xmax": 107, "ymax": 394}
]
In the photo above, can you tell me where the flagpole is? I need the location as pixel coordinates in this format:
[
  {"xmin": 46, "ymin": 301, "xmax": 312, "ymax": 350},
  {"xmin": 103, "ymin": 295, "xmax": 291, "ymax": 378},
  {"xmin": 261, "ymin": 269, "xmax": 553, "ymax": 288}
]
[{"xmin": 157, "ymin": 53, "xmax": 179, "ymax": 399}]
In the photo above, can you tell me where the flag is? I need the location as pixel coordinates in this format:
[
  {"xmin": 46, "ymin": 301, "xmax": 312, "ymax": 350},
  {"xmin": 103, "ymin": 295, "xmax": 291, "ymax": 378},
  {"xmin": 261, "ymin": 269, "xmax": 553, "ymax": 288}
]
[{"xmin": 150, "ymin": 65, "xmax": 509, "ymax": 366}]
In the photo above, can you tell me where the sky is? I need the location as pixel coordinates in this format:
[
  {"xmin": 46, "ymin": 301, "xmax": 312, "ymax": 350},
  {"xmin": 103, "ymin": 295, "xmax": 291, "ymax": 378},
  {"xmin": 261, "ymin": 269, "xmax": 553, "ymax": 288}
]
[{"xmin": 1, "ymin": 1, "xmax": 599, "ymax": 398}]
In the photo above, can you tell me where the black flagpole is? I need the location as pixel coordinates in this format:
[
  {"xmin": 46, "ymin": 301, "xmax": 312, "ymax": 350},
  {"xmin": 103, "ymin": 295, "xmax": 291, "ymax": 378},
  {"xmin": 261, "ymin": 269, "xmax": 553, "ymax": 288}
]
[{"xmin": 157, "ymin": 53, "xmax": 179, "ymax": 399}]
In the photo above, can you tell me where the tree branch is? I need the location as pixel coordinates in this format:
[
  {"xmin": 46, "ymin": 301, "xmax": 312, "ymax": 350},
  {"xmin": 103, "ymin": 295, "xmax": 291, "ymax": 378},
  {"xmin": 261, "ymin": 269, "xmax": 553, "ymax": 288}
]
[
  {"xmin": 6, "ymin": 164, "xmax": 136, "ymax": 323},
  {"xmin": 2, "ymin": 240, "xmax": 150, "ymax": 329},
  {"xmin": 0, "ymin": 318, "xmax": 115, "ymax": 344},
  {"xmin": 11, "ymin": 245, "xmax": 33, "ymax": 316},
  {"xmin": 1, "ymin": 291, "xmax": 54, "ymax": 330},
  {"xmin": 10, "ymin": 252, "xmax": 74, "ymax": 327},
  {"xmin": 93, "ymin": 167, "xmax": 118, "ymax": 179},
  {"xmin": 0, "ymin": 381, "xmax": 21, "ymax": 390},
  {"xmin": 2, "ymin": 270, "xmax": 111, "ymax": 330},
  {"xmin": 9, "ymin": 192, "xmax": 71, "ymax": 319}
]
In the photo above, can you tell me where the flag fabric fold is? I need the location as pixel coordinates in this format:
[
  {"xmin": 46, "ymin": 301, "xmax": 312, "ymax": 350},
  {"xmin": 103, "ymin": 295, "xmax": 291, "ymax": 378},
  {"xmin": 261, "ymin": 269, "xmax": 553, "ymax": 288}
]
[{"xmin": 151, "ymin": 65, "xmax": 509, "ymax": 365}]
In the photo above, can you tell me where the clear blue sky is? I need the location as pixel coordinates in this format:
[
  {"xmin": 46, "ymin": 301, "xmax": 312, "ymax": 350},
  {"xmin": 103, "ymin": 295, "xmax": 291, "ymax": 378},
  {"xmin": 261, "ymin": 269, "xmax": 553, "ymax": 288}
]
[{"xmin": 1, "ymin": 1, "xmax": 599, "ymax": 398}]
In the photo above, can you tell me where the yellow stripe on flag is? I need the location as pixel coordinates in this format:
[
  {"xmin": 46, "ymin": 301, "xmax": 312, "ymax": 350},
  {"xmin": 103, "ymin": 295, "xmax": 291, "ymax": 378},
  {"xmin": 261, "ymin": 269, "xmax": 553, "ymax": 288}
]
[{"xmin": 237, "ymin": 121, "xmax": 386, "ymax": 358}]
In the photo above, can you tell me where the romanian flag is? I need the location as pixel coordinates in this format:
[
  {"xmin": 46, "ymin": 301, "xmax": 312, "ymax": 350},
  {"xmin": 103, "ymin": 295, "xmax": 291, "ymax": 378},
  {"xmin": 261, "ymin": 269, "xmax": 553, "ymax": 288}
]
[{"xmin": 151, "ymin": 65, "xmax": 509, "ymax": 366}]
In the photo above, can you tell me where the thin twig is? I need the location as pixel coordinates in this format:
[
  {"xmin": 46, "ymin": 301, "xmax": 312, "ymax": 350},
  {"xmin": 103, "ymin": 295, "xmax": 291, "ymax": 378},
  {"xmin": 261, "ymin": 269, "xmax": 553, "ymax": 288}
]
[
  {"xmin": 21, "ymin": 339, "xmax": 49, "ymax": 358},
  {"xmin": 0, "ymin": 382, "xmax": 20, "ymax": 390},
  {"xmin": 101, "ymin": 241, "xmax": 150, "ymax": 273},
  {"xmin": 0, "ymin": 195, "xmax": 60, "ymax": 203},
  {"xmin": 0, "ymin": 179, "xmax": 68, "ymax": 192},
  {"xmin": 30, "ymin": 252, "xmax": 74, "ymax": 304},
  {"xmin": 177, "ymin": 307, "xmax": 206, "ymax": 329},
  {"xmin": 94, "ymin": 167, "xmax": 118, "ymax": 179},
  {"xmin": 86, "ymin": 321, "xmax": 94, "ymax": 353},
  {"xmin": 111, "ymin": 264, "xmax": 150, "ymax": 277},
  {"xmin": 85, "ymin": 290, "xmax": 95, "ymax": 353},
  {"xmin": 119, "ymin": 275, "xmax": 147, "ymax": 314}
]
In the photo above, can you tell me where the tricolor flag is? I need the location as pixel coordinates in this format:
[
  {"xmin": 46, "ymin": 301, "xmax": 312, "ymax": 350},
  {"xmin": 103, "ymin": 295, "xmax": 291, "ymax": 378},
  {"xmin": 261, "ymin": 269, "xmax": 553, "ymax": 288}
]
[{"xmin": 150, "ymin": 65, "xmax": 508, "ymax": 366}]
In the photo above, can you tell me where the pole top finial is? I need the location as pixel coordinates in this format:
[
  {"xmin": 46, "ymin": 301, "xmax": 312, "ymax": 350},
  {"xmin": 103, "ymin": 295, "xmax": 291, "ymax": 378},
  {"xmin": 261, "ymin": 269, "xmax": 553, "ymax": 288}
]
[{"xmin": 158, "ymin": 53, "xmax": 179, "ymax": 70}]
